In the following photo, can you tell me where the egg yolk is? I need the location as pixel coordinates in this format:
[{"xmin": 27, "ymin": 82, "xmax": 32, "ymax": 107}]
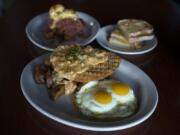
[
  {"xmin": 94, "ymin": 90, "xmax": 112, "ymax": 104},
  {"xmin": 111, "ymin": 83, "xmax": 129, "ymax": 96}
]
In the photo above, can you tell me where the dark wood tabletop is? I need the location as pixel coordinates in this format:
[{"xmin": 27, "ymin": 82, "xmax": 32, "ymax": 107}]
[{"xmin": 0, "ymin": 0, "xmax": 180, "ymax": 135}]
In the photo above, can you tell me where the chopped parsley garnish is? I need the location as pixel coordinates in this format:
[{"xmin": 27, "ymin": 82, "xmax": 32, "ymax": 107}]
[{"xmin": 66, "ymin": 46, "xmax": 80, "ymax": 59}]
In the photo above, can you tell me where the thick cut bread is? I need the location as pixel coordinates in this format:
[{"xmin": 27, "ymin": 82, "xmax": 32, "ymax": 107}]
[
  {"xmin": 109, "ymin": 29, "xmax": 131, "ymax": 48},
  {"xmin": 108, "ymin": 19, "xmax": 154, "ymax": 49},
  {"xmin": 117, "ymin": 19, "xmax": 154, "ymax": 38},
  {"xmin": 110, "ymin": 30, "xmax": 129, "ymax": 44},
  {"xmin": 109, "ymin": 37, "xmax": 131, "ymax": 48}
]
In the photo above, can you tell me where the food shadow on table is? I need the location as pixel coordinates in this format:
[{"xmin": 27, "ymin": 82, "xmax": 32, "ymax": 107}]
[{"xmin": 24, "ymin": 100, "xmax": 156, "ymax": 135}]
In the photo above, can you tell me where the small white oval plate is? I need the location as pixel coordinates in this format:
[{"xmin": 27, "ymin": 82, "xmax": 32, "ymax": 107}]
[
  {"xmin": 26, "ymin": 12, "xmax": 100, "ymax": 51},
  {"xmin": 96, "ymin": 25, "xmax": 158, "ymax": 55},
  {"xmin": 20, "ymin": 54, "xmax": 158, "ymax": 131}
]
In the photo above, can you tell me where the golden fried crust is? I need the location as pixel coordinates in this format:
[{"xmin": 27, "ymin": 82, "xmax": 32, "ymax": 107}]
[
  {"xmin": 50, "ymin": 45, "xmax": 121, "ymax": 83},
  {"xmin": 74, "ymin": 52, "xmax": 121, "ymax": 82}
]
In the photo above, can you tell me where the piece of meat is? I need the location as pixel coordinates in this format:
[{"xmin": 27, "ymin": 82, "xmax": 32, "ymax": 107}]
[
  {"xmin": 50, "ymin": 84, "xmax": 65, "ymax": 100},
  {"xmin": 44, "ymin": 58, "xmax": 52, "ymax": 67},
  {"xmin": 34, "ymin": 65, "xmax": 49, "ymax": 84},
  {"xmin": 44, "ymin": 25, "xmax": 55, "ymax": 39},
  {"xmin": 45, "ymin": 69, "xmax": 53, "ymax": 88},
  {"xmin": 55, "ymin": 18, "xmax": 85, "ymax": 40}
]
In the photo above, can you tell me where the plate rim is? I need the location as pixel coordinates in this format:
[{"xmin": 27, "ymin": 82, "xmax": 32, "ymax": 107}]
[
  {"xmin": 96, "ymin": 25, "xmax": 158, "ymax": 55},
  {"xmin": 25, "ymin": 12, "xmax": 100, "ymax": 51},
  {"xmin": 20, "ymin": 54, "xmax": 158, "ymax": 131}
]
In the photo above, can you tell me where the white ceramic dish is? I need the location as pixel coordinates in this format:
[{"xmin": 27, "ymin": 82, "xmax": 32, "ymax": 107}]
[
  {"xmin": 96, "ymin": 25, "xmax": 158, "ymax": 55},
  {"xmin": 20, "ymin": 54, "xmax": 158, "ymax": 131},
  {"xmin": 26, "ymin": 12, "xmax": 100, "ymax": 51}
]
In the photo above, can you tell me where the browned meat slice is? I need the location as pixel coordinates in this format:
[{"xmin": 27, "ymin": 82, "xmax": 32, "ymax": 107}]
[
  {"xmin": 50, "ymin": 84, "xmax": 65, "ymax": 100},
  {"xmin": 44, "ymin": 27, "xmax": 54, "ymax": 39},
  {"xmin": 55, "ymin": 18, "xmax": 85, "ymax": 40},
  {"xmin": 44, "ymin": 59, "xmax": 54, "ymax": 73},
  {"xmin": 45, "ymin": 70, "xmax": 53, "ymax": 88},
  {"xmin": 34, "ymin": 65, "xmax": 49, "ymax": 84}
]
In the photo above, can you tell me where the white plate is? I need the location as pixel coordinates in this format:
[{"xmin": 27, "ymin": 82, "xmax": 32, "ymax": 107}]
[
  {"xmin": 96, "ymin": 25, "xmax": 158, "ymax": 55},
  {"xmin": 26, "ymin": 12, "xmax": 100, "ymax": 51},
  {"xmin": 20, "ymin": 54, "xmax": 158, "ymax": 131}
]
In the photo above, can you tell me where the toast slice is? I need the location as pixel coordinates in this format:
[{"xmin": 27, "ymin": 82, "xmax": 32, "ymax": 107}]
[
  {"xmin": 109, "ymin": 29, "xmax": 132, "ymax": 48},
  {"xmin": 117, "ymin": 19, "xmax": 154, "ymax": 38}
]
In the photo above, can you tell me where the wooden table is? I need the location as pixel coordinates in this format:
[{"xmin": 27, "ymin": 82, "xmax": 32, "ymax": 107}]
[{"xmin": 0, "ymin": 0, "xmax": 180, "ymax": 134}]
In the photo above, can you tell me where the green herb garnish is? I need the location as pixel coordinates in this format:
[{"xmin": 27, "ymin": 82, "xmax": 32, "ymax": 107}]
[{"xmin": 66, "ymin": 46, "xmax": 80, "ymax": 59}]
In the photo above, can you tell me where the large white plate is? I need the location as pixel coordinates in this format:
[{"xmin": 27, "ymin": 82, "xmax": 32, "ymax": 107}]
[
  {"xmin": 96, "ymin": 25, "xmax": 158, "ymax": 55},
  {"xmin": 26, "ymin": 12, "xmax": 100, "ymax": 51},
  {"xmin": 20, "ymin": 54, "xmax": 158, "ymax": 131}
]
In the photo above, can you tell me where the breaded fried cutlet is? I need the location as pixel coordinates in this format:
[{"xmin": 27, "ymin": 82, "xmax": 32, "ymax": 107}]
[{"xmin": 50, "ymin": 45, "xmax": 121, "ymax": 83}]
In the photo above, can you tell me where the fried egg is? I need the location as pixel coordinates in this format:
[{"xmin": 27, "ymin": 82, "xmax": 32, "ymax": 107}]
[
  {"xmin": 76, "ymin": 80, "xmax": 137, "ymax": 118},
  {"xmin": 76, "ymin": 81, "xmax": 118, "ymax": 115},
  {"xmin": 98, "ymin": 80, "xmax": 136, "ymax": 103}
]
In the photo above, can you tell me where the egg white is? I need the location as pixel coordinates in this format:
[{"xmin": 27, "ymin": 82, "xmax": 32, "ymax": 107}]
[
  {"xmin": 76, "ymin": 80, "xmax": 138, "ymax": 118},
  {"xmin": 111, "ymin": 87, "xmax": 136, "ymax": 104}
]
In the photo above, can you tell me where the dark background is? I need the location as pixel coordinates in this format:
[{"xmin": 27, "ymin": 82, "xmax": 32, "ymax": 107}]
[{"xmin": 0, "ymin": 0, "xmax": 180, "ymax": 135}]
